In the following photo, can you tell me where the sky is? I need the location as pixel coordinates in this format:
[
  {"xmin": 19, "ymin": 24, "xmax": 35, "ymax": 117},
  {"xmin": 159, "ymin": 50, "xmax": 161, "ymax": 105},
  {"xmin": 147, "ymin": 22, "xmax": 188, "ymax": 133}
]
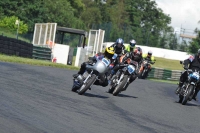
[{"xmin": 154, "ymin": 0, "xmax": 200, "ymax": 35}]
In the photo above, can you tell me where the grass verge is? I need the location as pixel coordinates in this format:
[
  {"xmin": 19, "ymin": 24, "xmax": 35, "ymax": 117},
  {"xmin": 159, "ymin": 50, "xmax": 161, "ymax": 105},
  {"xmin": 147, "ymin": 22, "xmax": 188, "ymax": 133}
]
[
  {"xmin": 152, "ymin": 56, "xmax": 183, "ymax": 70},
  {"xmin": 148, "ymin": 78, "xmax": 178, "ymax": 85},
  {"xmin": 0, "ymin": 54, "xmax": 79, "ymax": 70}
]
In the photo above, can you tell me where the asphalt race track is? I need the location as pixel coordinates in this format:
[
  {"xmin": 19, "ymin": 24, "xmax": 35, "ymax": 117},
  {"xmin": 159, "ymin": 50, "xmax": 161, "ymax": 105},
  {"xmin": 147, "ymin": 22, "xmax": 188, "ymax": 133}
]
[{"xmin": 0, "ymin": 62, "xmax": 200, "ymax": 133}]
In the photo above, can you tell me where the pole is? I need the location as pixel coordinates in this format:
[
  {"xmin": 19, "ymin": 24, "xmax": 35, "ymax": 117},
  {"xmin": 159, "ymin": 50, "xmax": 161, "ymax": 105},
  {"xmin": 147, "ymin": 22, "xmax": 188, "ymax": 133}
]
[{"xmin": 15, "ymin": 20, "xmax": 20, "ymax": 39}]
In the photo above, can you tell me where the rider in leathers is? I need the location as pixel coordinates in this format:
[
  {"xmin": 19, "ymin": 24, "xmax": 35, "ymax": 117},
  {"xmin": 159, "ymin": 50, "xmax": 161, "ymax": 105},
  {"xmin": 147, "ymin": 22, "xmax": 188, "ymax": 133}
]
[
  {"xmin": 110, "ymin": 47, "xmax": 143, "ymax": 83},
  {"xmin": 176, "ymin": 49, "xmax": 200, "ymax": 101},
  {"xmin": 73, "ymin": 47, "xmax": 115, "ymax": 87},
  {"xmin": 109, "ymin": 38, "xmax": 126, "ymax": 67}
]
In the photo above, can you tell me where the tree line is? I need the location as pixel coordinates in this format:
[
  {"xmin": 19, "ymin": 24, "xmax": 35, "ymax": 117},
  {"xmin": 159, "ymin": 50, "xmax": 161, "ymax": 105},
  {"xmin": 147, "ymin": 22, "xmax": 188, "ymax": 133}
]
[{"xmin": 0, "ymin": 0, "xmax": 199, "ymax": 53}]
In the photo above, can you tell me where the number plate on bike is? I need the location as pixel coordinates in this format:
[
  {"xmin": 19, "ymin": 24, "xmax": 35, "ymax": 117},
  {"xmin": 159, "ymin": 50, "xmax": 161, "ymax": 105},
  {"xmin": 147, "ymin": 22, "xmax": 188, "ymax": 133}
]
[
  {"xmin": 102, "ymin": 58, "xmax": 110, "ymax": 67},
  {"xmin": 127, "ymin": 65, "xmax": 135, "ymax": 74}
]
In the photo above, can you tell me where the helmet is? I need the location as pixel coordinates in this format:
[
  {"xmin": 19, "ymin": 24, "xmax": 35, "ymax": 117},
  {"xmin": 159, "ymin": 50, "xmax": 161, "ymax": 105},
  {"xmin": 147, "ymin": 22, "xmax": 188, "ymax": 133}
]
[
  {"xmin": 130, "ymin": 39, "xmax": 136, "ymax": 48},
  {"xmin": 105, "ymin": 47, "xmax": 115, "ymax": 59},
  {"xmin": 148, "ymin": 50, "xmax": 152, "ymax": 56},
  {"xmin": 116, "ymin": 38, "xmax": 124, "ymax": 48},
  {"xmin": 133, "ymin": 47, "xmax": 142, "ymax": 56}
]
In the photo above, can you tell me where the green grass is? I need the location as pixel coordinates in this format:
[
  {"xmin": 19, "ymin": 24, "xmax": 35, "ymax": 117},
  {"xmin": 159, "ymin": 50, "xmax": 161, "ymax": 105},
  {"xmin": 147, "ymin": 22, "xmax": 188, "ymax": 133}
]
[
  {"xmin": 152, "ymin": 57, "xmax": 183, "ymax": 70},
  {"xmin": 0, "ymin": 54, "xmax": 79, "ymax": 70},
  {"xmin": 148, "ymin": 78, "xmax": 178, "ymax": 84}
]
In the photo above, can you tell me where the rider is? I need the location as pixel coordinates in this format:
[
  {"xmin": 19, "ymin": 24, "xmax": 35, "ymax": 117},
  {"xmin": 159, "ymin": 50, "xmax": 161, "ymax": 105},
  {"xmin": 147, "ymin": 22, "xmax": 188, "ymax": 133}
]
[
  {"xmin": 109, "ymin": 47, "xmax": 143, "ymax": 84},
  {"xmin": 142, "ymin": 50, "xmax": 155, "ymax": 62},
  {"xmin": 175, "ymin": 49, "xmax": 200, "ymax": 101},
  {"xmin": 110, "ymin": 38, "xmax": 125, "ymax": 55},
  {"xmin": 124, "ymin": 39, "xmax": 137, "ymax": 52},
  {"xmin": 139, "ymin": 50, "xmax": 156, "ymax": 73},
  {"xmin": 73, "ymin": 46, "xmax": 115, "ymax": 87},
  {"xmin": 109, "ymin": 38, "xmax": 126, "ymax": 67}
]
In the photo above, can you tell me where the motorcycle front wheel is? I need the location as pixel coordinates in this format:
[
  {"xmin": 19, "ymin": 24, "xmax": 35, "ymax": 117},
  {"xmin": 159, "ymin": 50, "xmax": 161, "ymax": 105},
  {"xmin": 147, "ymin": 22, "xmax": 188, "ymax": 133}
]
[
  {"xmin": 108, "ymin": 75, "xmax": 117, "ymax": 93},
  {"xmin": 182, "ymin": 85, "xmax": 194, "ymax": 105},
  {"xmin": 113, "ymin": 75, "xmax": 128, "ymax": 96},
  {"xmin": 78, "ymin": 74, "xmax": 97, "ymax": 95}
]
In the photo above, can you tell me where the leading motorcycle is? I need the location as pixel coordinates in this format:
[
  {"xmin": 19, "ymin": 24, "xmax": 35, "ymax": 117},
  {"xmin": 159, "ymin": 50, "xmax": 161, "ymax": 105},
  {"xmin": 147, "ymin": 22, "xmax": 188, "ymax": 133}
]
[{"xmin": 72, "ymin": 57, "xmax": 111, "ymax": 95}]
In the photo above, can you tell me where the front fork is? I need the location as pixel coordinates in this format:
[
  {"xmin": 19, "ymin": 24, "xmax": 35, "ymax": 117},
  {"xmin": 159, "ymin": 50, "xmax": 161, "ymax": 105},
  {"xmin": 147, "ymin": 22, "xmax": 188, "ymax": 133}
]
[
  {"xmin": 83, "ymin": 70, "xmax": 93, "ymax": 84},
  {"xmin": 181, "ymin": 83, "xmax": 195, "ymax": 97},
  {"xmin": 117, "ymin": 73, "xmax": 124, "ymax": 84}
]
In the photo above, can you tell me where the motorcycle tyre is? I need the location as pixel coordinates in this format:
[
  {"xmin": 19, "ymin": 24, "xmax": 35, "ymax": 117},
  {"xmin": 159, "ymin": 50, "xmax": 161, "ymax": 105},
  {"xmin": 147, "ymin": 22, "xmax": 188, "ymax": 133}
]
[
  {"xmin": 182, "ymin": 85, "xmax": 194, "ymax": 105},
  {"xmin": 113, "ymin": 75, "xmax": 128, "ymax": 96},
  {"xmin": 78, "ymin": 74, "xmax": 96, "ymax": 95}
]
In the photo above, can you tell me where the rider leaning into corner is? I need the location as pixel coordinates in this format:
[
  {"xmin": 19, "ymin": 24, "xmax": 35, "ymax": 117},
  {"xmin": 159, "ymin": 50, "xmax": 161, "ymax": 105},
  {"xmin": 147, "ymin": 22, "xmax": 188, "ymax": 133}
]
[
  {"xmin": 139, "ymin": 50, "xmax": 156, "ymax": 73},
  {"xmin": 73, "ymin": 46, "xmax": 115, "ymax": 87},
  {"xmin": 109, "ymin": 38, "xmax": 126, "ymax": 67},
  {"xmin": 109, "ymin": 47, "xmax": 143, "ymax": 83},
  {"xmin": 175, "ymin": 49, "xmax": 200, "ymax": 101},
  {"xmin": 110, "ymin": 38, "xmax": 125, "ymax": 55}
]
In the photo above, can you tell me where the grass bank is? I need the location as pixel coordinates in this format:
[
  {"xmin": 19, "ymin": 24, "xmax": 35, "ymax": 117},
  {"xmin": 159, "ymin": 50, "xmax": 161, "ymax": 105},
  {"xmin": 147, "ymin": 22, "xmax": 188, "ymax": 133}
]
[
  {"xmin": 148, "ymin": 78, "xmax": 178, "ymax": 85},
  {"xmin": 152, "ymin": 57, "xmax": 183, "ymax": 70},
  {"xmin": 0, "ymin": 54, "xmax": 79, "ymax": 70}
]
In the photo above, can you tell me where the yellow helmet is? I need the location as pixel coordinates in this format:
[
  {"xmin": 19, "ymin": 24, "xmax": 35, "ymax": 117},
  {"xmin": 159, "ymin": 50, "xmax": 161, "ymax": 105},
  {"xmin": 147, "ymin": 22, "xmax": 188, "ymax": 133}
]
[{"xmin": 104, "ymin": 46, "xmax": 115, "ymax": 59}]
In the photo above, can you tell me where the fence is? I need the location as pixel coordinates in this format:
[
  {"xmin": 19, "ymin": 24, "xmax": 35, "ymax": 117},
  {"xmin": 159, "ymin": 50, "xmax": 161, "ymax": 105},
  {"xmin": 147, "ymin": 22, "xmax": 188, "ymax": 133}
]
[{"xmin": 148, "ymin": 67, "xmax": 182, "ymax": 81}]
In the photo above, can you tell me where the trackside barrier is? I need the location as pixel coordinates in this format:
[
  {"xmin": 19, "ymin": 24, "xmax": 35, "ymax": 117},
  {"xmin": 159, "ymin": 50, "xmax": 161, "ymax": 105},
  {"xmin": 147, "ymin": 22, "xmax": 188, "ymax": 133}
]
[
  {"xmin": 0, "ymin": 35, "xmax": 33, "ymax": 58},
  {"xmin": 148, "ymin": 67, "xmax": 182, "ymax": 81},
  {"xmin": 32, "ymin": 45, "xmax": 52, "ymax": 61}
]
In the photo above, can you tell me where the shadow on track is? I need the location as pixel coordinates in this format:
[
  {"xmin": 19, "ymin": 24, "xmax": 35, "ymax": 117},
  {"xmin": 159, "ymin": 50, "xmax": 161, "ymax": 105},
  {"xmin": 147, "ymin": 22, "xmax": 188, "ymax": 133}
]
[
  {"xmin": 116, "ymin": 93, "xmax": 138, "ymax": 98},
  {"xmin": 84, "ymin": 93, "xmax": 109, "ymax": 99},
  {"xmin": 174, "ymin": 101, "xmax": 199, "ymax": 107}
]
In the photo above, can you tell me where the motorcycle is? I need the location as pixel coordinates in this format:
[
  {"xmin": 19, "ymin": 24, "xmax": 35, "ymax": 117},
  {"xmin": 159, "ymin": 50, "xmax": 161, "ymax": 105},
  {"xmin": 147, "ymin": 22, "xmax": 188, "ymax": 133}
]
[
  {"xmin": 138, "ymin": 59, "xmax": 155, "ymax": 79},
  {"xmin": 108, "ymin": 58, "xmax": 138, "ymax": 96},
  {"xmin": 72, "ymin": 57, "xmax": 111, "ymax": 95},
  {"xmin": 176, "ymin": 61, "xmax": 200, "ymax": 105}
]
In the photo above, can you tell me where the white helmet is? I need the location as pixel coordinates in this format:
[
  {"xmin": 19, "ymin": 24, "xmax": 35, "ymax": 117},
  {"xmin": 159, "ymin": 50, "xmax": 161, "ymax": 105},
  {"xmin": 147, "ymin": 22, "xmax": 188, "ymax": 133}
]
[
  {"xmin": 130, "ymin": 39, "xmax": 136, "ymax": 48},
  {"xmin": 148, "ymin": 50, "xmax": 152, "ymax": 56}
]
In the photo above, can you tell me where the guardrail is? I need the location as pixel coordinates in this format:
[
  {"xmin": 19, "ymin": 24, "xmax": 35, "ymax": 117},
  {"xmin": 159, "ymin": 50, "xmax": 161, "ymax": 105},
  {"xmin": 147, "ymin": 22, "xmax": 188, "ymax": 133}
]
[
  {"xmin": 32, "ymin": 45, "xmax": 52, "ymax": 61},
  {"xmin": 148, "ymin": 67, "xmax": 182, "ymax": 81}
]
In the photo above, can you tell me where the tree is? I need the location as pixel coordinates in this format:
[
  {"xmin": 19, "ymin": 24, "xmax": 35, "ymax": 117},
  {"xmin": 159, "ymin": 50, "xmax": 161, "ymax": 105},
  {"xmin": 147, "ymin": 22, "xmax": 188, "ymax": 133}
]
[{"xmin": 0, "ymin": 16, "xmax": 28, "ymax": 34}]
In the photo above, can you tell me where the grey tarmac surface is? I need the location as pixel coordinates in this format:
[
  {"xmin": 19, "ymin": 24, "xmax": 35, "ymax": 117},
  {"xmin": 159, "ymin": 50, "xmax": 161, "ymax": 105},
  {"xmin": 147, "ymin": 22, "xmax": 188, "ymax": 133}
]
[{"xmin": 0, "ymin": 62, "xmax": 200, "ymax": 133}]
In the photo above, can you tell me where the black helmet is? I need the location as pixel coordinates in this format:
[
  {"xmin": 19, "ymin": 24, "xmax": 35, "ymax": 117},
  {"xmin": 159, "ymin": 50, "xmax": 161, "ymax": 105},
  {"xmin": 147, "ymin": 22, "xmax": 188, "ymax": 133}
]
[{"xmin": 115, "ymin": 38, "xmax": 124, "ymax": 48}]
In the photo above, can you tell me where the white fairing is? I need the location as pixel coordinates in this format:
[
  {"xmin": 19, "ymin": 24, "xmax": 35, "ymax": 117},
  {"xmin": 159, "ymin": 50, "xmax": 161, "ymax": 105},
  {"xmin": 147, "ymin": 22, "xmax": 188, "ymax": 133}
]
[{"xmin": 87, "ymin": 58, "xmax": 110, "ymax": 74}]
